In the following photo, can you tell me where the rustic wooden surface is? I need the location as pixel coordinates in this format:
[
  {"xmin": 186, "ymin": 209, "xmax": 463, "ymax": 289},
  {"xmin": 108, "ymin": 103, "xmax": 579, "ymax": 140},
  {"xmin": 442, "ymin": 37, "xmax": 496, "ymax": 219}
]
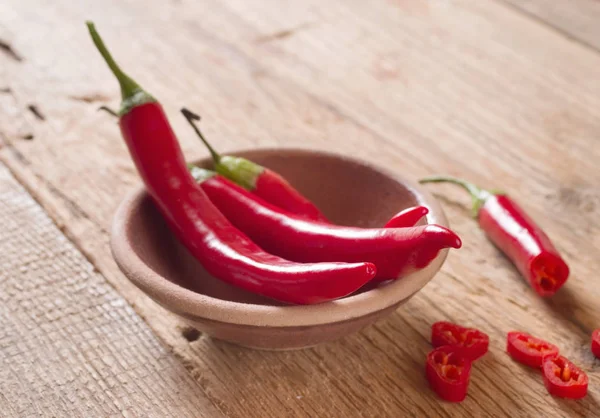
[
  {"xmin": 0, "ymin": 164, "xmax": 222, "ymax": 417},
  {"xmin": 501, "ymin": 0, "xmax": 600, "ymax": 52},
  {"xmin": 1, "ymin": 0, "xmax": 599, "ymax": 416}
]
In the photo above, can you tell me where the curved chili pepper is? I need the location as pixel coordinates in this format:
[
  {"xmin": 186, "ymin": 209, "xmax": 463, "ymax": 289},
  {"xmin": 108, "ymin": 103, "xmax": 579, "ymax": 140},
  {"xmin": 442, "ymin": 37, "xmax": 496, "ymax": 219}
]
[
  {"xmin": 420, "ymin": 176, "xmax": 569, "ymax": 297},
  {"xmin": 431, "ymin": 322, "xmax": 489, "ymax": 361},
  {"xmin": 542, "ymin": 356, "xmax": 588, "ymax": 399},
  {"xmin": 506, "ymin": 331, "xmax": 559, "ymax": 368},
  {"xmin": 181, "ymin": 108, "xmax": 329, "ymax": 223},
  {"xmin": 191, "ymin": 167, "xmax": 428, "ymax": 229},
  {"xmin": 426, "ymin": 345, "xmax": 472, "ymax": 402},
  {"xmin": 384, "ymin": 206, "xmax": 429, "ymax": 228},
  {"xmin": 189, "ymin": 167, "xmax": 461, "ymax": 281},
  {"xmin": 88, "ymin": 23, "xmax": 377, "ymax": 305},
  {"xmin": 592, "ymin": 329, "xmax": 600, "ymax": 359}
]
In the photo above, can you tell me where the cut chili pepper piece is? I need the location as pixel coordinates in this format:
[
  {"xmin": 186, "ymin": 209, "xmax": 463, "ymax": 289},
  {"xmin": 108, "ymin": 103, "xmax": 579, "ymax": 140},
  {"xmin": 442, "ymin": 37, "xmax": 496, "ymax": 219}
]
[
  {"xmin": 506, "ymin": 331, "xmax": 559, "ymax": 368},
  {"xmin": 542, "ymin": 356, "xmax": 588, "ymax": 399},
  {"xmin": 384, "ymin": 206, "xmax": 429, "ymax": 228},
  {"xmin": 431, "ymin": 322, "xmax": 489, "ymax": 361},
  {"xmin": 426, "ymin": 346, "xmax": 472, "ymax": 402},
  {"xmin": 419, "ymin": 176, "xmax": 569, "ymax": 297},
  {"xmin": 592, "ymin": 329, "xmax": 600, "ymax": 359}
]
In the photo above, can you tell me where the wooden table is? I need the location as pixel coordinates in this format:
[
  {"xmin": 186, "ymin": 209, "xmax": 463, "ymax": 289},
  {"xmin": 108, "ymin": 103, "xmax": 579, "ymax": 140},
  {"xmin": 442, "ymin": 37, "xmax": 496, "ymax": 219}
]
[{"xmin": 1, "ymin": 1, "xmax": 598, "ymax": 416}]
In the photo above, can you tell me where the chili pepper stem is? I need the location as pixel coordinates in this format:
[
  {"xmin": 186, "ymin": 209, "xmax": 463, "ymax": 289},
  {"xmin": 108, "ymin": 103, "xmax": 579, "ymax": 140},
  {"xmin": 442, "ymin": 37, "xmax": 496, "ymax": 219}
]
[
  {"xmin": 419, "ymin": 176, "xmax": 493, "ymax": 217},
  {"xmin": 86, "ymin": 22, "xmax": 155, "ymax": 114},
  {"xmin": 188, "ymin": 164, "xmax": 217, "ymax": 183},
  {"xmin": 181, "ymin": 108, "xmax": 221, "ymax": 164},
  {"xmin": 98, "ymin": 106, "xmax": 118, "ymax": 117}
]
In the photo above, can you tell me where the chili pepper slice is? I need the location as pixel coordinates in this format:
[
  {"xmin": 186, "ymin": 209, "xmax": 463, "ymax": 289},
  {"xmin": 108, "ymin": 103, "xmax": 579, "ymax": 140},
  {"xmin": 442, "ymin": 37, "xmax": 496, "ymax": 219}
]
[
  {"xmin": 431, "ymin": 322, "xmax": 489, "ymax": 361},
  {"xmin": 420, "ymin": 176, "xmax": 569, "ymax": 297},
  {"xmin": 592, "ymin": 329, "xmax": 600, "ymax": 359},
  {"xmin": 88, "ymin": 23, "xmax": 378, "ymax": 305},
  {"xmin": 506, "ymin": 331, "xmax": 559, "ymax": 368},
  {"xmin": 542, "ymin": 356, "xmax": 588, "ymax": 399},
  {"xmin": 189, "ymin": 167, "xmax": 461, "ymax": 281},
  {"xmin": 426, "ymin": 345, "xmax": 472, "ymax": 402},
  {"xmin": 384, "ymin": 206, "xmax": 429, "ymax": 228},
  {"xmin": 182, "ymin": 108, "xmax": 329, "ymax": 223}
]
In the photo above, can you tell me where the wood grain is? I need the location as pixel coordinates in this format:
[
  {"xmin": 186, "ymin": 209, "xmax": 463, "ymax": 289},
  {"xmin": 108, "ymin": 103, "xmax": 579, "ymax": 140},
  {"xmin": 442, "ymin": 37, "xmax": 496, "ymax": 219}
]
[
  {"xmin": 0, "ymin": 163, "xmax": 221, "ymax": 418},
  {"xmin": 1, "ymin": 0, "xmax": 599, "ymax": 416},
  {"xmin": 500, "ymin": 0, "xmax": 600, "ymax": 52}
]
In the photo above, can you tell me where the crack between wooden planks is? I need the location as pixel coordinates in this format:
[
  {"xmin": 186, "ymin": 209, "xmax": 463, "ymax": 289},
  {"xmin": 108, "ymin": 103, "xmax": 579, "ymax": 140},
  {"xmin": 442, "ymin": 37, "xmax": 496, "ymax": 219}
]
[
  {"xmin": 167, "ymin": 347, "xmax": 230, "ymax": 417},
  {"xmin": 0, "ymin": 138, "xmax": 228, "ymax": 416},
  {"xmin": 495, "ymin": 0, "xmax": 600, "ymax": 56},
  {"xmin": 68, "ymin": 93, "xmax": 111, "ymax": 104},
  {"xmin": 0, "ymin": 132, "xmax": 107, "ymax": 230},
  {"xmin": 0, "ymin": 38, "xmax": 23, "ymax": 61},
  {"xmin": 27, "ymin": 104, "xmax": 45, "ymax": 121},
  {"xmin": 254, "ymin": 22, "xmax": 315, "ymax": 44}
]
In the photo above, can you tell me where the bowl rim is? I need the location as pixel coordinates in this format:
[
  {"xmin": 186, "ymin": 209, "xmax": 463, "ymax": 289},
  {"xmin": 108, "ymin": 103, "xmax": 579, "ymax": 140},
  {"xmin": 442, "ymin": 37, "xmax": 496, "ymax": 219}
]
[{"xmin": 110, "ymin": 148, "xmax": 450, "ymax": 328}]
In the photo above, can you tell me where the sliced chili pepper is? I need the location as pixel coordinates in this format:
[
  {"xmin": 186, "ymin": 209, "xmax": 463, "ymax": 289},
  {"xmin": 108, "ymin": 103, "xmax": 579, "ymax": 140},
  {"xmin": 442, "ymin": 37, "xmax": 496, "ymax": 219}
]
[
  {"xmin": 542, "ymin": 356, "xmax": 588, "ymax": 399},
  {"xmin": 182, "ymin": 108, "xmax": 329, "ymax": 223},
  {"xmin": 592, "ymin": 329, "xmax": 600, "ymax": 359},
  {"xmin": 189, "ymin": 167, "xmax": 461, "ymax": 281},
  {"xmin": 431, "ymin": 322, "xmax": 489, "ymax": 361},
  {"xmin": 384, "ymin": 206, "xmax": 429, "ymax": 228},
  {"xmin": 420, "ymin": 176, "xmax": 569, "ymax": 297},
  {"xmin": 426, "ymin": 346, "xmax": 472, "ymax": 402},
  {"xmin": 506, "ymin": 331, "xmax": 559, "ymax": 368},
  {"xmin": 88, "ymin": 23, "xmax": 378, "ymax": 304}
]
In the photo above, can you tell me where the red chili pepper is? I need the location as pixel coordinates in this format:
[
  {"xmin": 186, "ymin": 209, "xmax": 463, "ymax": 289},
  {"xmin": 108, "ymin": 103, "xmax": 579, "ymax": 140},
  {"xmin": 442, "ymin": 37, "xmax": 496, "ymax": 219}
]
[
  {"xmin": 426, "ymin": 346, "xmax": 472, "ymax": 402},
  {"xmin": 542, "ymin": 356, "xmax": 588, "ymax": 399},
  {"xmin": 88, "ymin": 23, "xmax": 377, "ymax": 304},
  {"xmin": 182, "ymin": 108, "xmax": 329, "ymax": 223},
  {"xmin": 189, "ymin": 167, "xmax": 461, "ymax": 281},
  {"xmin": 190, "ymin": 167, "xmax": 428, "ymax": 229},
  {"xmin": 384, "ymin": 206, "xmax": 429, "ymax": 228},
  {"xmin": 431, "ymin": 322, "xmax": 489, "ymax": 361},
  {"xmin": 592, "ymin": 329, "xmax": 600, "ymax": 359},
  {"xmin": 506, "ymin": 331, "xmax": 559, "ymax": 368},
  {"xmin": 420, "ymin": 176, "xmax": 569, "ymax": 297}
]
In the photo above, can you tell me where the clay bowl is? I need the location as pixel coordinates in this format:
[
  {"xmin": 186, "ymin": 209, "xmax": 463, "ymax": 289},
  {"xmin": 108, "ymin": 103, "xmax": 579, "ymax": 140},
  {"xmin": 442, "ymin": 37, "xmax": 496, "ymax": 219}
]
[{"xmin": 111, "ymin": 149, "xmax": 450, "ymax": 350}]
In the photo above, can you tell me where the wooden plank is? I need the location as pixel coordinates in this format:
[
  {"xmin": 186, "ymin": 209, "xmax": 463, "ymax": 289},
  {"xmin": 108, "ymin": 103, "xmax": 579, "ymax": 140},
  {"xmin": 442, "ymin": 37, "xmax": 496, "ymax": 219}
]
[
  {"xmin": 0, "ymin": 163, "xmax": 222, "ymax": 418},
  {"xmin": 1, "ymin": 0, "xmax": 599, "ymax": 416},
  {"xmin": 499, "ymin": 0, "xmax": 600, "ymax": 51}
]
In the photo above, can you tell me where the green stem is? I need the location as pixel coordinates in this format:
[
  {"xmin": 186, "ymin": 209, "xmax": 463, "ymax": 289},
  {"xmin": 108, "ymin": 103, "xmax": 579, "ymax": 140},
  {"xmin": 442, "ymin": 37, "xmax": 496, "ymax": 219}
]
[
  {"xmin": 419, "ymin": 176, "xmax": 492, "ymax": 217},
  {"xmin": 181, "ymin": 108, "xmax": 221, "ymax": 164},
  {"xmin": 187, "ymin": 164, "xmax": 217, "ymax": 183},
  {"xmin": 86, "ymin": 22, "xmax": 154, "ymax": 114}
]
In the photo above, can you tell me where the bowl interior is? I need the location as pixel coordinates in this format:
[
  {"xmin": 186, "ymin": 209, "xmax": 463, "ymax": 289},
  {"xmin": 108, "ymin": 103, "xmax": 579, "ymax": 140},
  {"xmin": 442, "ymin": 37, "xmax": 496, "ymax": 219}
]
[{"xmin": 127, "ymin": 149, "xmax": 432, "ymax": 307}]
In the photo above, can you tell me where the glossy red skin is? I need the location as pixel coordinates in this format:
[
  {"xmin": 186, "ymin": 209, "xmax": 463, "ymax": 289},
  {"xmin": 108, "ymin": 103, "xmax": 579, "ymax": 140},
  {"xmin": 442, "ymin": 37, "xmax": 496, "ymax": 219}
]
[
  {"xmin": 198, "ymin": 176, "xmax": 461, "ymax": 281},
  {"xmin": 592, "ymin": 329, "xmax": 600, "ymax": 359},
  {"xmin": 506, "ymin": 331, "xmax": 559, "ymax": 368},
  {"xmin": 426, "ymin": 346, "xmax": 472, "ymax": 402},
  {"xmin": 119, "ymin": 103, "xmax": 376, "ymax": 304},
  {"xmin": 542, "ymin": 356, "xmax": 588, "ymax": 399},
  {"xmin": 431, "ymin": 322, "xmax": 489, "ymax": 361},
  {"xmin": 384, "ymin": 206, "xmax": 429, "ymax": 228},
  {"xmin": 478, "ymin": 195, "xmax": 569, "ymax": 297},
  {"xmin": 254, "ymin": 169, "xmax": 330, "ymax": 223}
]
